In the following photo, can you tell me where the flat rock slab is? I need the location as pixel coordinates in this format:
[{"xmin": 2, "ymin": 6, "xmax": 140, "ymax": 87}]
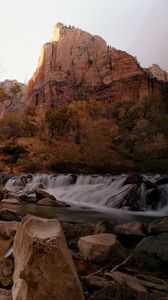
[
  {"xmin": 78, "ymin": 233, "xmax": 126, "ymax": 264},
  {"xmin": 135, "ymin": 233, "xmax": 168, "ymax": 263},
  {"xmin": 12, "ymin": 215, "xmax": 84, "ymax": 300}
]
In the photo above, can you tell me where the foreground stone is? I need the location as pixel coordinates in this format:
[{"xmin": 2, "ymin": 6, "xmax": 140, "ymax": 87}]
[
  {"xmin": 0, "ymin": 288, "xmax": 11, "ymax": 300},
  {"xmin": 12, "ymin": 215, "xmax": 85, "ymax": 300},
  {"xmin": 78, "ymin": 233, "xmax": 126, "ymax": 265},
  {"xmin": 135, "ymin": 233, "xmax": 168, "ymax": 264}
]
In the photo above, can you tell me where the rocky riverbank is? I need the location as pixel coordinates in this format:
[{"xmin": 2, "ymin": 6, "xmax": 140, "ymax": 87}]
[{"xmin": 0, "ymin": 204, "xmax": 167, "ymax": 299}]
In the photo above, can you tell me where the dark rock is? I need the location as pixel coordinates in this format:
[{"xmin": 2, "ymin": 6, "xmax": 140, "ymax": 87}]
[
  {"xmin": 124, "ymin": 174, "xmax": 143, "ymax": 185},
  {"xmin": 19, "ymin": 194, "xmax": 38, "ymax": 203},
  {"xmin": 35, "ymin": 189, "xmax": 56, "ymax": 201},
  {"xmin": 135, "ymin": 233, "xmax": 168, "ymax": 264},
  {"xmin": 146, "ymin": 188, "xmax": 162, "ymax": 209},
  {"xmin": 156, "ymin": 177, "xmax": 168, "ymax": 185}
]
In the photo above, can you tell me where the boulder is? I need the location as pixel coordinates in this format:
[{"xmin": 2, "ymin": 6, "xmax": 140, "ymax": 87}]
[
  {"xmin": 0, "ymin": 221, "xmax": 19, "ymax": 257},
  {"xmin": 78, "ymin": 233, "xmax": 127, "ymax": 265},
  {"xmin": 135, "ymin": 233, "xmax": 168, "ymax": 264},
  {"xmin": 0, "ymin": 288, "xmax": 11, "ymax": 300},
  {"xmin": 12, "ymin": 215, "xmax": 85, "ymax": 300},
  {"xmin": 148, "ymin": 216, "xmax": 168, "ymax": 234},
  {"xmin": 0, "ymin": 209, "xmax": 25, "ymax": 222}
]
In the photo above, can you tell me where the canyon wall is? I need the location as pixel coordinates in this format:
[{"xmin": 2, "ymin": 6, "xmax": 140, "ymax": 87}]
[{"xmin": 26, "ymin": 23, "xmax": 160, "ymax": 108}]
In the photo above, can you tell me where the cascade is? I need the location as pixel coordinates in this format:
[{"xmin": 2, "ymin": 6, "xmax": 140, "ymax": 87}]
[{"xmin": 3, "ymin": 173, "xmax": 168, "ymax": 213}]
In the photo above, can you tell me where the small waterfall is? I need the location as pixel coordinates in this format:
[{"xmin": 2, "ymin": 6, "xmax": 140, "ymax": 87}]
[{"xmin": 3, "ymin": 173, "xmax": 168, "ymax": 213}]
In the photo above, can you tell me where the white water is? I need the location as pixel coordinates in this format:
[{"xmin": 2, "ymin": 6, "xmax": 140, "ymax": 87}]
[{"xmin": 4, "ymin": 173, "xmax": 168, "ymax": 216}]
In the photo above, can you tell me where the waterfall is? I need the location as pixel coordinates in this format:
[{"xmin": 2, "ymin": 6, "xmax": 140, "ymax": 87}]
[{"xmin": 3, "ymin": 173, "xmax": 168, "ymax": 213}]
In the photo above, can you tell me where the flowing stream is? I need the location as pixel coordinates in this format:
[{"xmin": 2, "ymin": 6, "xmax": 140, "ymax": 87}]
[{"xmin": 1, "ymin": 173, "xmax": 168, "ymax": 223}]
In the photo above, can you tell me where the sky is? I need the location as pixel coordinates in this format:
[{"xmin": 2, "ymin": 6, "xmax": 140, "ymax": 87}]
[{"xmin": 0, "ymin": 0, "xmax": 167, "ymax": 83}]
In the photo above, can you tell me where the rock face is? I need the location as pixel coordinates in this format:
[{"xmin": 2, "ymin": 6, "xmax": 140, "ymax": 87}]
[
  {"xmin": 12, "ymin": 215, "xmax": 84, "ymax": 300},
  {"xmin": 148, "ymin": 64, "xmax": 168, "ymax": 82},
  {"xmin": 26, "ymin": 23, "xmax": 160, "ymax": 108},
  {"xmin": 0, "ymin": 80, "xmax": 26, "ymax": 118}
]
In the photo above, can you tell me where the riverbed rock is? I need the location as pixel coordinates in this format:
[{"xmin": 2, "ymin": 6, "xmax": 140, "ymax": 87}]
[
  {"xmin": 78, "ymin": 233, "xmax": 127, "ymax": 265},
  {"xmin": 1, "ymin": 198, "xmax": 20, "ymax": 205},
  {"xmin": 148, "ymin": 216, "xmax": 168, "ymax": 234},
  {"xmin": 0, "ymin": 209, "xmax": 24, "ymax": 222},
  {"xmin": 37, "ymin": 197, "xmax": 70, "ymax": 207},
  {"xmin": 135, "ymin": 233, "xmax": 168, "ymax": 264},
  {"xmin": 0, "ymin": 221, "xmax": 18, "ymax": 256},
  {"xmin": 0, "ymin": 288, "xmax": 12, "ymax": 300},
  {"xmin": 12, "ymin": 215, "xmax": 85, "ymax": 300}
]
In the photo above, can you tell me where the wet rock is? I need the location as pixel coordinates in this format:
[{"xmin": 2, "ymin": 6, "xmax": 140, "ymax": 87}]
[
  {"xmin": 0, "ymin": 221, "xmax": 18, "ymax": 257},
  {"xmin": 12, "ymin": 215, "xmax": 85, "ymax": 300},
  {"xmin": 0, "ymin": 257, "xmax": 13, "ymax": 288},
  {"xmin": 124, "ymin": 174, "xmax": 143, "ymax": 185},
  {"xmin": 0, "ymin": 173, "xmax": 12, "ymax": 186},
  {"xmin": 35, "ymin": 189, "xmax": 56, "ymax": 201},
  {"xmin": 0, "ymin": 209, "xmax": 25, "ymax": 222},
  {"xmin": 0, "ymin": 288, "xmax": 12, "ymax": 300},
  {"xmin": 156, "ymin": 177, "xmax": 168, "ymax": 185},
  {"xmin": 135, "ymin": 233, "xmax": 168, "ymax": 264},
  {"xmin": 37, "ymin": 197, "xmax": 70, "ymax": 207},
  {"xmin": 19, "ymin": 195, "xmax": 38, "ymax": 203},
  {"xmin": 78, "ymin": 233, "xmax": 127, "ymax": 265},
  {"xmin": 146, "ymin": 188, "xmax": 162, "ymax": 210},
  {"xmin": 148, "ymin": 217, "xmax": 168, "ymax": 234}
]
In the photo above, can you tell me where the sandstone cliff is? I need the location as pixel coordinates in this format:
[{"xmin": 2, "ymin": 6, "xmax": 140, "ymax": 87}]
[
  {"xmin": 26, "ymin": 23, "xmax": 160, "ymax": 108},
  {"xmin": 148, "ymin": 64, "xmax": 168, "ymax": 82}
]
